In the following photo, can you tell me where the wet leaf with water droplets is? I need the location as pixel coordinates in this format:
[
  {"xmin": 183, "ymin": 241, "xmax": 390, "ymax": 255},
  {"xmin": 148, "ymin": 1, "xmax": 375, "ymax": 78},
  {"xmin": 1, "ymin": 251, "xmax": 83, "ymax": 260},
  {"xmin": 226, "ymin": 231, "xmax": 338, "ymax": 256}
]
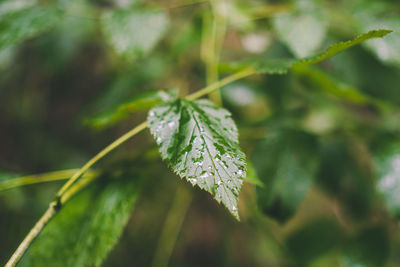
[{"xmin": 147, "ymin": 99, "xmax": 246, "ymax": 219}]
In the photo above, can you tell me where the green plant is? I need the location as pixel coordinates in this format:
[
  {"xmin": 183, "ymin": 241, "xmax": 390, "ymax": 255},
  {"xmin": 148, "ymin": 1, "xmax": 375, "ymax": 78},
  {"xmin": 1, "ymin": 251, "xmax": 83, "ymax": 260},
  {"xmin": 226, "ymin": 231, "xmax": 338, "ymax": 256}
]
[{"xmin": 1, "ymin": 0, "xmax": 400, "ymax": 266}]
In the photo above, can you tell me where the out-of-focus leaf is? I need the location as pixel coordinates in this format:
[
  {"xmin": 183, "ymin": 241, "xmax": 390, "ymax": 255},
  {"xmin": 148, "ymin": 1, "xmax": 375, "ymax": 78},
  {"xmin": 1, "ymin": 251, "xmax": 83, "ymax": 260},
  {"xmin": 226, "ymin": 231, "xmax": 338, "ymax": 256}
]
[
  {"xmin": 286, "ymin": 218, "xmax": 344, "ymax": 265},
  {"xmin": 328, "ymin": 43, "xmax": 400, "ymax": 105},
  {"xmin": 23, "ymin": 175, "xmax": 140, "ymax": 267},
  {"xmin": 147, "ymin": 99, "xmax": 246, "ymax": 219},
  {"xmin": 293, "ymin": 65, "xmax": 388, "ymax": 109},
  {"xmin": 221, "ymin": 30, "xmax": 392, "ymax": 74},
  {"xmin": 341, "ymin": 225, "xmax": 389, "ymax": 267},
  {"xmin": 298, "ymin": 29, "xmax": 392, "ymax": 66},
  {"xmin": 252, "ymin": 130, "xmax": 320, "ymax": 223},
  {"xmin": 101, "ymin": 9, "xmax": 169, "ymax": 58},
  {"xmin": 372, "ymin": 143, "xmax": 400, "ymax": 218},
  {"xmin": 245, "ymin": 161, "xmax": 264, "ymax": 187},
  {"xmin": 353, "ymin": 2, "xmax": 400, "ymax": 66},
  {"xmin": 317, "ymin": 138, "xmax": 376, "ymax": 219},
  {"xmin": 0, "ymin": 3, "xmax": 61, "ymax": 50},
  {"xmin": 85, "ymin": 88, "xmax": 177, "ymax": 129},
  {"xmin": 273, "ymin": 4, "xmax": 327, "ymax": 58}
]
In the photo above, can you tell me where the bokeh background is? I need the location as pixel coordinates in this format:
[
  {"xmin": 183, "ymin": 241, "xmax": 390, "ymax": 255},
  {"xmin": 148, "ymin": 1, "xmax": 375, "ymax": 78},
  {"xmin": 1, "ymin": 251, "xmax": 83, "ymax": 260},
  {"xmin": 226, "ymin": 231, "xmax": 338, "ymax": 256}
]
[{"xmin": 1, "ymin": 0, "xmax": 400, "ymax": 266}]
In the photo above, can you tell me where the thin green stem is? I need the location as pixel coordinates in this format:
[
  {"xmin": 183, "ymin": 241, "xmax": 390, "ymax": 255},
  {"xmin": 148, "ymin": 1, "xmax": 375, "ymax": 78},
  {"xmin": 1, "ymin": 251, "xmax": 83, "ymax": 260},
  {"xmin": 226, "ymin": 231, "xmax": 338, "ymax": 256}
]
[
  {"xmin": 186, "ymin": 68, "xmax": 256, "ymax": 101},
  {"xmin": 6, "ymin": 206, "xmax": 56, "ymax": 267},
  {"xmin": 151, "ymin": 185, "xmax": 193, "ymax": 267},
  {"xmin": 55, "ymin": 121, "xmax": 147, "ymax": 199},
  {"xmin": 166, "ymin": 0, "xmax": 209, "ymax": 10},
  {"xmin": 6, "ymin": 69, "xmax": 257, "ymax": 267},
  {"xmin": 247, "ymin": 3, "xmax": 292, "ymax": 20},
  {"xmin": 202, "ymin": 0, "xmax": 227, "ymax": 106},
  {"xmin": 5, "ymin": 172, "xmax": 97, "ymax": 267},
  {"xmin": 0, "ymin": 169, "xmax": 82, "ymax": 193}
]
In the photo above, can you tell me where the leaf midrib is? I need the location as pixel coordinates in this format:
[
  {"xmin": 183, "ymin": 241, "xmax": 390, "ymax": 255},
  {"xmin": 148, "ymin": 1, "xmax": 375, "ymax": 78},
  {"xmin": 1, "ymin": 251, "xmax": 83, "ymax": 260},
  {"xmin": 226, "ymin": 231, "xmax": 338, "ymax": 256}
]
[{"xmin": 188, "ymin": 103, "xmax": 237, "ymax": 210}]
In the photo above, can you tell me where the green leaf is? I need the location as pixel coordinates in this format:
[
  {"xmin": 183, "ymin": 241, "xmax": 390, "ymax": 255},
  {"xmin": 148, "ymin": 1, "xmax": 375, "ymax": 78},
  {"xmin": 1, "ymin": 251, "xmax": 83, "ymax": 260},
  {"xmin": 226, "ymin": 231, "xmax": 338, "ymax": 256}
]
[
  {"xmin": 372, "ymin": 143, "xmax": 400, "ymax": 218},
  {"xmin": 292, "ymin": 65, "xmax": 388, "ymax": 109},
  {"xmin": 273, "ymin": 6, "xmax": 327, "ymax": 58},
  {"xmin": 85, "ymin": 88, "xmax": 177, "ymax": 129},
  {"xmin": 220, "ymin": 58, "xmax": 297, "ymax": 75},
  {"xmin": 297, "ymin": 29, "xmax": 392, "ymax": 66},
  {"xmin": 353, "ymin": 2, "xmax": 400, "ymax": 66},
  {"xmin": 245, "ymin": 161, "xmax": 264, "ymax": 187},
  {"xmin": 101, "ymin": 9, "xmax": 169, "ymax": 58},
  {"xmin": 252, "ymin": 130, "xmax": 320, "ymax": 223},
  {"xmin": 221, "ymin": 30, "xmax": 392, "ymax": 75},
  {"xmin": 23, "ymin": 176, "xmax": 140, "ymax": 267},
  {"xmin": 0, "ymin": 3, "xmax": 61, "ymax": 50},
  {"xmin": 147, "ymin": 99, "xmax": 246, "ymax": 219},
  {"xmin": 317, "ymin": 138, "xmax": 376, "ymax": 220}
]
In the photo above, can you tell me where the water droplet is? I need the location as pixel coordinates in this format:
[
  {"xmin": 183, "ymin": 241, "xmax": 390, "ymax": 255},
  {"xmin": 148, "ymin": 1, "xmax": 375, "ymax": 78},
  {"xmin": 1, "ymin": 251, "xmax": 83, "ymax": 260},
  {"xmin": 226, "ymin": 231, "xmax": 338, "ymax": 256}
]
[
  {"xmin": 226, "ymin": 154, "xmax": 232, "ymax": 159},
  {"xmin": 149, "ymin": 111, "xmax": 155, "ymax": 116},
  {"xmin": 167, "ymin": 121, "xmax": 175, "ymax": 127},
  {"xmin": 188, "ymin": 178, "xmax": 197, "ymax": 184},
  {"xmin": 156, "ymin": 137, "xmax": 162, "ymax": 144},
  {"xmin": 199, "ymin": 173, "xmax": 208, "ymax": 179},
  {"xmin": 232, "ymin": 205, "xmax": 237, "ymax": 211},
  {"xmin": 217, "ymin": 180, "xmax": 222, "ymax": 186},
  {"xmin": 237, "ymin": 170, "xmax": 245, "ymax": 177},
  {"xmin": 194, "ymin": 161, "xmax": 203, "ymax": 166}
]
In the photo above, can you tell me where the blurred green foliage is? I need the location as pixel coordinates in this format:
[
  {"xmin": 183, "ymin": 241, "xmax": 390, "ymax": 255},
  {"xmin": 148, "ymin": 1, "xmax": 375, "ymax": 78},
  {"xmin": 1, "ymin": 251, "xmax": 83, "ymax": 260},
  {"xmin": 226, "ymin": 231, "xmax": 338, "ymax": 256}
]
[{"xmin": 1, "ymin": 0, "xmax": 400, "ymax": 266}]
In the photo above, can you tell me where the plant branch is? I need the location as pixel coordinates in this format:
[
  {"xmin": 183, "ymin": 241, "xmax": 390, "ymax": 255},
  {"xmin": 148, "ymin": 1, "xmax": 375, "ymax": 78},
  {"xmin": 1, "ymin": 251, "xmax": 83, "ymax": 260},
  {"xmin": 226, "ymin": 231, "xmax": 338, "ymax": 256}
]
[
  {"xmin": 186, "ymin": 68, "xmax": 256, "ymax": 101},
  {"xmin": 5, "ymin": 172, "xmax": 97, "ymax": 267},
  {"xmin": 201, "ymin": 0, "xmax": 227, "ymax": 106},
  {"xmin": 0, "ymin": 169, "xmax": 86, "ymax": 193},
  {"xmin": 55, "ymin": 121, "xmax": 148, "ymax": 199},
  {"xmin": 6, "ymin": 69, "xmax": 256, "ymax": 267}
]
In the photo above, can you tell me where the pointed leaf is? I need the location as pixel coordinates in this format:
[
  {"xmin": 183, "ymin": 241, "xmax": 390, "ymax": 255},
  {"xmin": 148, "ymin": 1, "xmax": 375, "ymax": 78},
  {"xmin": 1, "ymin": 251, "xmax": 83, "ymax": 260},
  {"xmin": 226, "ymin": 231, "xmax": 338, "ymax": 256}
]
[
  {"xmin": 147, "ymin": 99, "xmax": 246, "ymax": 219},
  {"xmin": 353, "ymin": 2, "xmax": 400, "ymax": 66},
  {"xmin": 221, "ymin": 30, "xmax": 392, "ymax": 75},
  {"xmin": 296, "ymin": 29, "xmax": 392, "ymax": 66}
]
